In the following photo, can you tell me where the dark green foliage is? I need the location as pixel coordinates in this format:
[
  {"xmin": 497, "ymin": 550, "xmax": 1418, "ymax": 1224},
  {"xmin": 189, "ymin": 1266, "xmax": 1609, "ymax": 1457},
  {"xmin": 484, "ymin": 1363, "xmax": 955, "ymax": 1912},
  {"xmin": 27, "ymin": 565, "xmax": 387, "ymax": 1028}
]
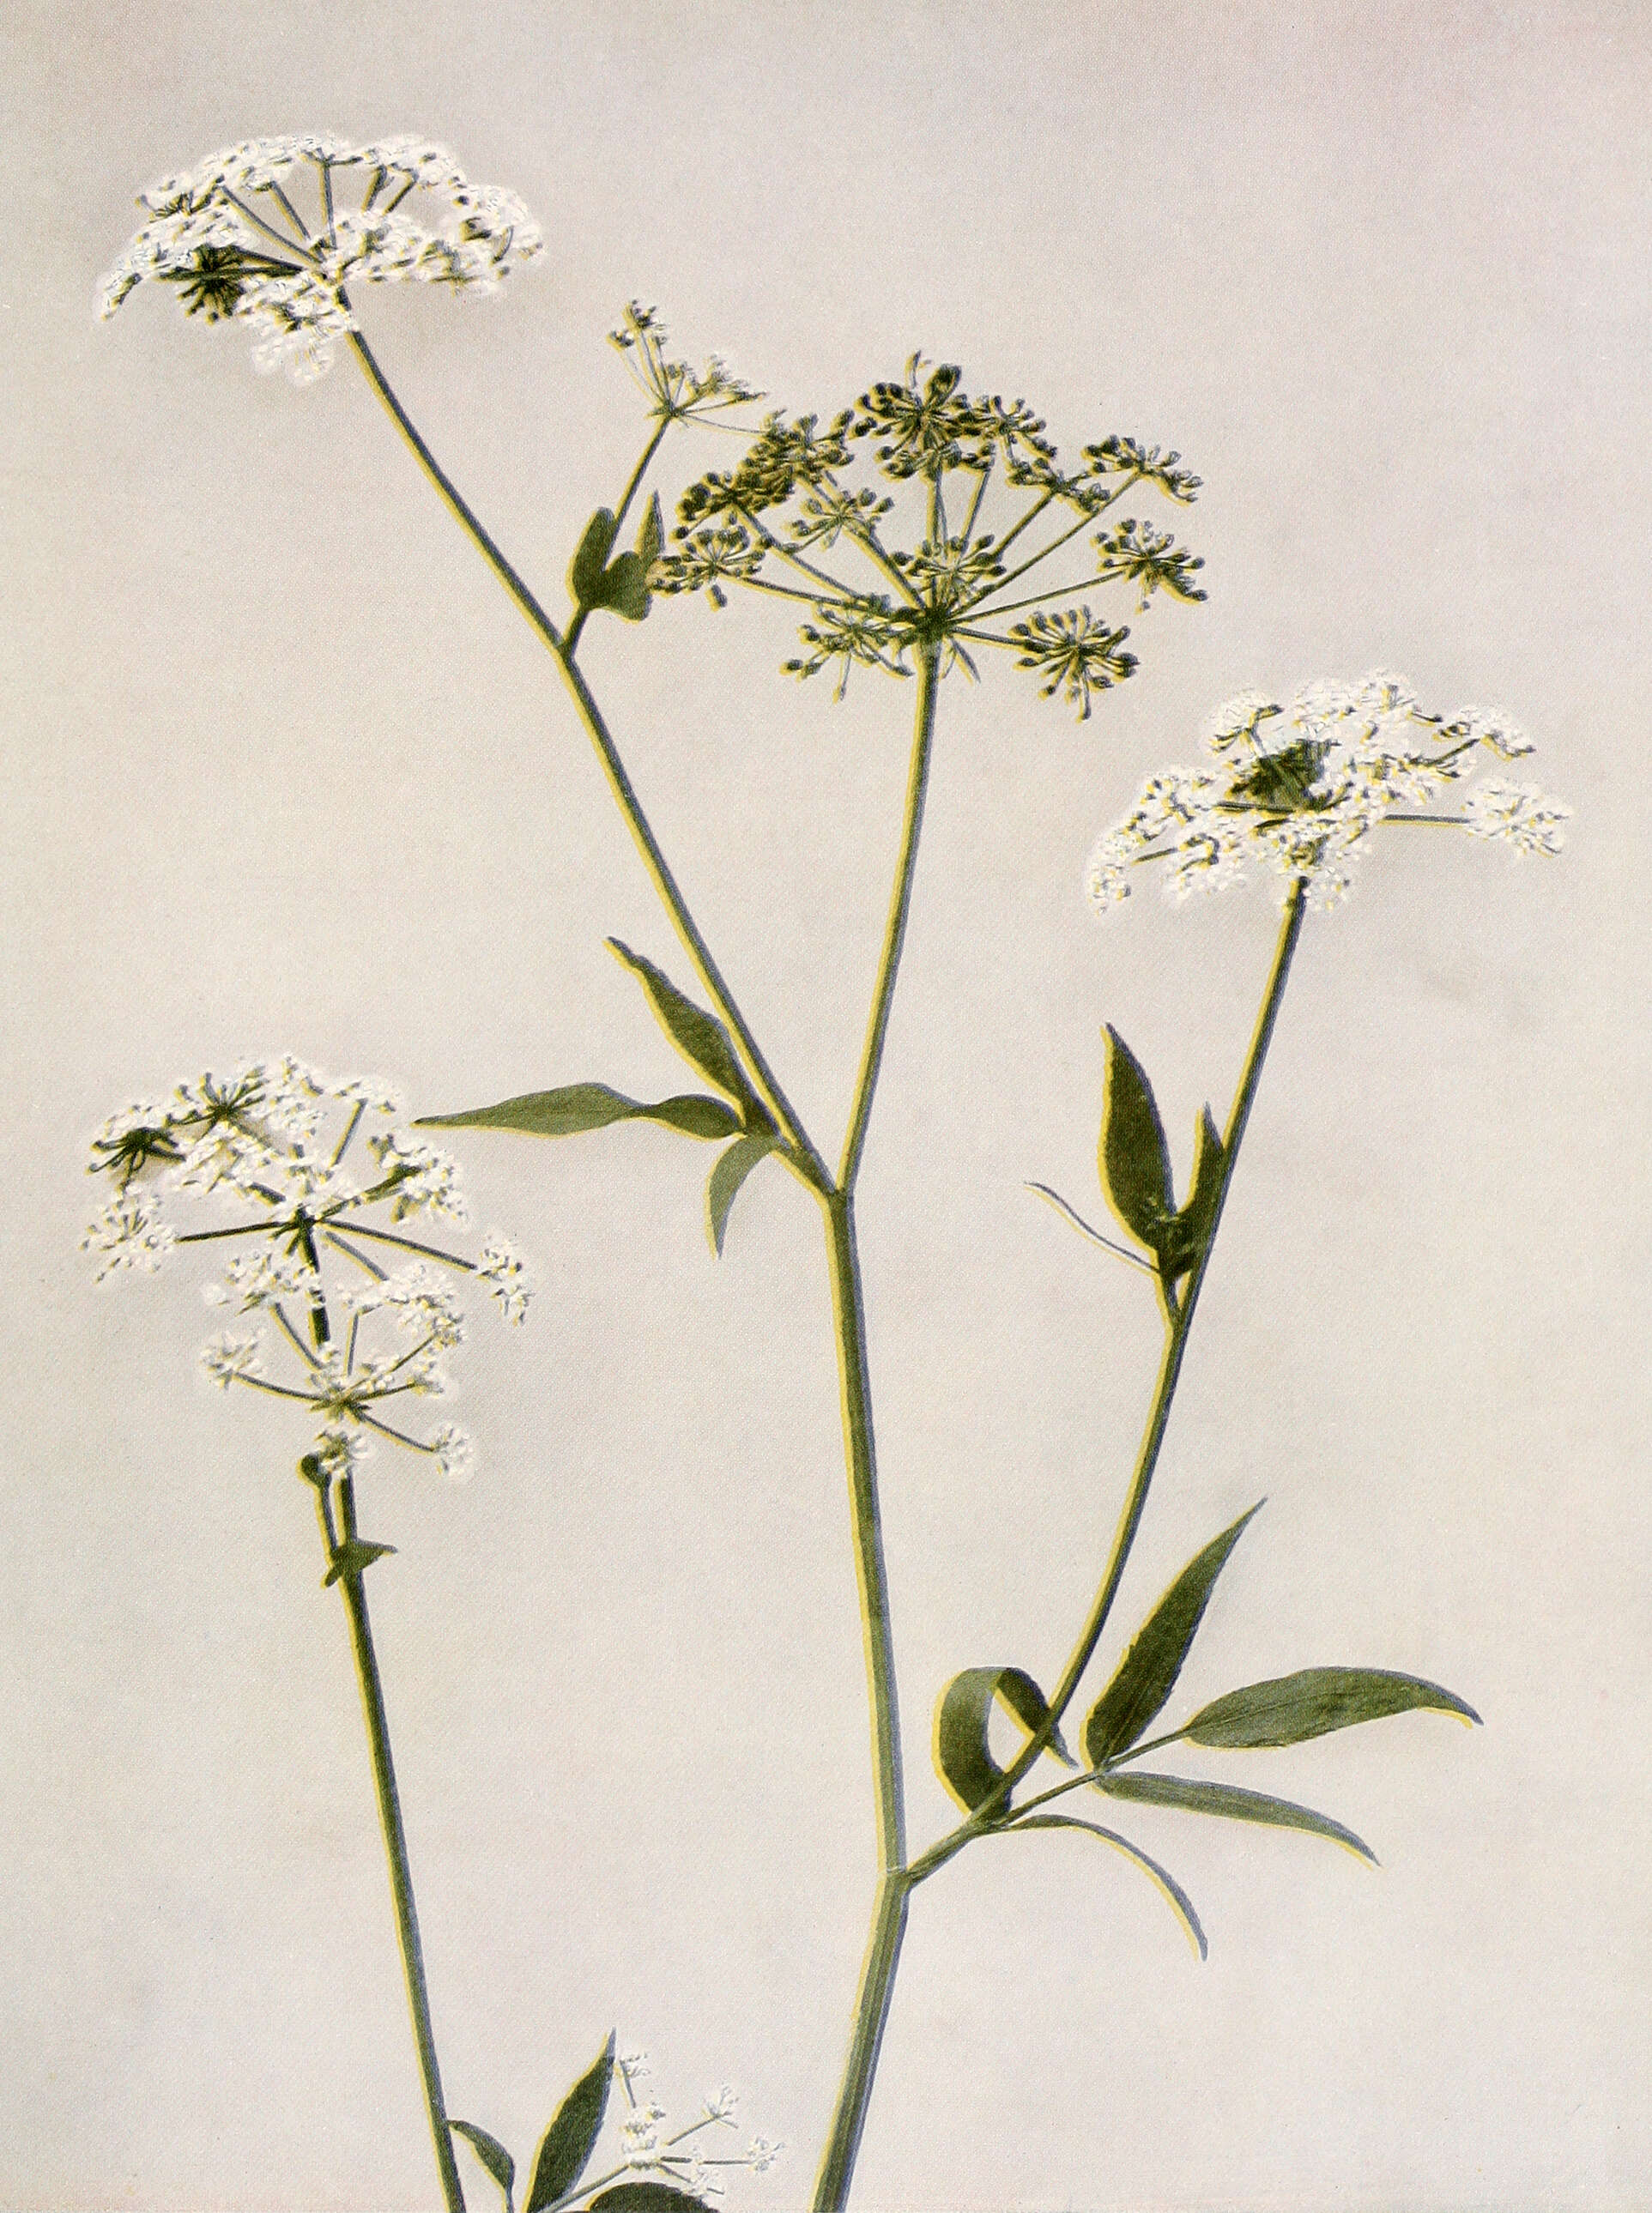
[
  {"xmin": 450, "ymin": 2120, "xmax": 516, "ymax": 2213},
  {"xmin": 569, "ymin": 502, "xmax": 661, "ymax": 622},
  {"xmin": 1157, "ymin": 1107, "xmax": 1225, "ymax": 1284},
  {"xmin": 525, "ymin": 2035, "xmax": 614, "ymax": 2213},
  {"xmin": 1097, "ymin": 1771, "xmax": 1377, "ymax": 1862},
  {"xmin": 1084, "ymin": 1504, "xmax": 1262, "ymax": 1767},
  {"xmin": 418, "ymin": 1084, "xmax": 741, "ymax": 1143},
  {"xmin": 589, "ymin": 2189, "xmax": 712, "ymax": 2212},
  {"xmin": 707, "ymin": 1134, "xmax": 778, "ymax": 1255},
  {"xmin": 1185, "ymin": 1667, "xmax": 1481, "ymax": 1748},
  {"xmin": 322, "ymin": 1539, "xmax": 396, "ymax": 1588},
  {"xmin": 1098, "ymin": 1026, "xmax": 1172, "ymax": 1249},
  {"xmin": 607, "ymin": 940, "xmax": 774, "ymax": 1131},
  {"xmin": 934, "ymin": 1665, "xmax": 1071, "ymax": 1815}
]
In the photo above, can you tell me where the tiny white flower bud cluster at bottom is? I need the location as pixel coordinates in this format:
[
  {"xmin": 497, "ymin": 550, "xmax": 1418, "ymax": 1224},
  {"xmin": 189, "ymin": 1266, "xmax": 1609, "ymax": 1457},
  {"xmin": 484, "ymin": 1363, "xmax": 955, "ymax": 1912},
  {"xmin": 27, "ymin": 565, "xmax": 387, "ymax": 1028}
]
[{"xmin": 578, "ymin": 2047, "xmax": 782, "ymax": 2204}]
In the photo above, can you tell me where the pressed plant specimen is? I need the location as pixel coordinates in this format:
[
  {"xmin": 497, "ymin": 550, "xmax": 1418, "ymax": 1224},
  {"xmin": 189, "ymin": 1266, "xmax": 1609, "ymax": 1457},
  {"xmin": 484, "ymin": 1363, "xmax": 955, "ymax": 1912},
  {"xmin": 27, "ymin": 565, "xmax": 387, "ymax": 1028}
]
[{"xmin": 95, "ymin": 135, "xmax": 1567, "ymax": 2210}]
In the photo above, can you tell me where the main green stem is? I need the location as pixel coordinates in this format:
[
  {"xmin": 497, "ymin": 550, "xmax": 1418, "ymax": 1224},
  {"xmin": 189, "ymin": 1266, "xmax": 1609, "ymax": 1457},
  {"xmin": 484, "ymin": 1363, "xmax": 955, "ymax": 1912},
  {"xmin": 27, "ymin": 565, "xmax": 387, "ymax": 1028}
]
[
  {"xmin": 317, "ymin": 1472, "xmax": 466, "ymax": 2213},
  {"xmin": 811, "ymin": 646, "xmax": 940, "ymax": 2212},
  {"xmin": 345, "ymin": 334, "xmax": 934, "ymax": 2210}
]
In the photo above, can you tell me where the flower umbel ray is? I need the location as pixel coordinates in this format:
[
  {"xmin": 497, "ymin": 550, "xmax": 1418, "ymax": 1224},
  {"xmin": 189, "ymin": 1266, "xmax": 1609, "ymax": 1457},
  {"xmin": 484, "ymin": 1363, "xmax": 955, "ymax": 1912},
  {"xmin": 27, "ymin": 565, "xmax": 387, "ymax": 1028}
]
[
  {"xmin": 99, "ymin": 135, "xmax": 542, "ymax": 384},
  {"xmin": 82, "ymin": 1056, "xmax": 532, "ymax": 1481},
  {"xmin": 1086, "ymin": 672, "xmax": 1569, "ymax": 913}
]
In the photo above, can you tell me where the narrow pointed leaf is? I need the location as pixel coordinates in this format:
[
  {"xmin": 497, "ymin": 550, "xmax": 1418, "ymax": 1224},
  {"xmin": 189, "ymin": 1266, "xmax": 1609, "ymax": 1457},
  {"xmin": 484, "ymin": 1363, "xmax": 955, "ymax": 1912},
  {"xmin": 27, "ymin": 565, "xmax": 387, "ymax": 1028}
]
[
  {"xmin": 1097, "ymin": 1770, "xmax": 1377, "ymax": 1862},
  {"xmin": 1010, "ymin": 1814, "xmax": 1207, "ymax": 1960},
  {"xmin": 525, "ymin": 2034, "xmax": 614, "ymax": 2213},
  {"xmin": 570, "ymin": 507, "xmax": 620, "ymax": 607},
  {"xmin": 1162, "ymin": 1104, "xmax": 1225, "ymax": 1281},
  {"xmin": 419, "ymin": 1083, "xmax": 741, "ymax": 1142},
  {"xmin": 590, "ymin": 2189, "xmax": 711, "ymax": 2212},
  {"xmin": 322, "ymin": 1539, "xmax": 395, "ymax": 1588},
  {"xmin": 637, "ymin": 491, "xmax": 664, "ymax": 571},
  {"xmin": 450, "ymin": 2121, "xmax": 516, "ymax": 2211},
  {"xmin": 1085, "ymin": 1502, "xmax": 1262, "ymax": 1768},
  {"xmin": 1099, "ymin": 1026, "xmax": 1173, "ymax": 1249},
  {"xmin": 935, "ymin": 1665, "xmax": 1073, "ymax": 1816},
  {"xmin": 1185, "ymin": 1666, "xmax": 1481, "ymax": 1749},
  {"xmin": 707, "ymin": 1134, "xmax": 778, "ymax": 1255},
  {"xmin": 607, "ymin": 940, "xmax": 771, "ymax": 1128}
]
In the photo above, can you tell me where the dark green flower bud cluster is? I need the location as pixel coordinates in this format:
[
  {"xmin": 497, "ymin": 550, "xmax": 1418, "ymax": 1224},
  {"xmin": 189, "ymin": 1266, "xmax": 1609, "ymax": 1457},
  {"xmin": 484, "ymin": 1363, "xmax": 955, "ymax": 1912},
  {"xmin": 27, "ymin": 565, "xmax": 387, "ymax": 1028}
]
[{"xmin": 646, "ymin": 341, "xmax": 1205, "ymax": 716}]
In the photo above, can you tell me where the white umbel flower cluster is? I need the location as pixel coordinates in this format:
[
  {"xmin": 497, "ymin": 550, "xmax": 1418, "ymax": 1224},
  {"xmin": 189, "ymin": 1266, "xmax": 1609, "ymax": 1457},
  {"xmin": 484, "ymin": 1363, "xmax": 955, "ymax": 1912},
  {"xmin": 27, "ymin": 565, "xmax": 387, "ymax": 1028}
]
[
  {"xmin": 580, "ymin": 2049, "xmax": 782, "ymax": 2204},
  {"xmin": 82, "ymin": 1057, "xmax": 532, "ymax": 1481},
  {"xmin": 99, "ymin": 134, "xmax": 542, "ymax": 384},
  {"xmin": 1087, "ymin": 671, "xmax": 1569, "ymax": 913}
]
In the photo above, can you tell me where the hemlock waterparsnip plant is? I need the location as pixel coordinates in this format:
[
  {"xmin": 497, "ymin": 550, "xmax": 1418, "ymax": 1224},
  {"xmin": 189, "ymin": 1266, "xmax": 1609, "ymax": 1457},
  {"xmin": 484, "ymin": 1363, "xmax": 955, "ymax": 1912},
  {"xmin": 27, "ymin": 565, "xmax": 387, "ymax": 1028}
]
[{"xmin": 94, "ymin": 135, "xmax": 1569, "ymax": 2211}]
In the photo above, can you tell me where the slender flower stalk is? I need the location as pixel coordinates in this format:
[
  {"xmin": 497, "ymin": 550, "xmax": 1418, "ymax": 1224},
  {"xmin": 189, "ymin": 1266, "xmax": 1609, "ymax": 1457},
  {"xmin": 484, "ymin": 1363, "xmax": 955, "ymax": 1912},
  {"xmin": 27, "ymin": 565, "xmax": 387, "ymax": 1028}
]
[{"xmin": 83, "ymin": 1061, "xmax": 531, "ymax": 2210}]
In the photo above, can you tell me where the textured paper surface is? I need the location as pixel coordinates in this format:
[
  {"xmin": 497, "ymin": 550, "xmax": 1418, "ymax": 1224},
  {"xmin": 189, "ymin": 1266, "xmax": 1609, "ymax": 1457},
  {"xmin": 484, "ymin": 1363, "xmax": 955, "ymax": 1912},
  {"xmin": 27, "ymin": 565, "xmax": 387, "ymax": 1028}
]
[{"xmin": 6, "ymin": 4, "xmax": 1648, "ymax": 2207}]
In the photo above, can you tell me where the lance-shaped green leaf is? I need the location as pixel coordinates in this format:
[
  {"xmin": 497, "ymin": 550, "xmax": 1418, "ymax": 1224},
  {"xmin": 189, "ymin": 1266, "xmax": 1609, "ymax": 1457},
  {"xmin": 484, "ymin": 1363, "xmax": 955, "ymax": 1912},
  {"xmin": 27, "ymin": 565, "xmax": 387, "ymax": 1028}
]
[
  {"xmin": 418, "ymin": 1083, "xmax": 741, "ymax": 1143},
  {"xmin": 1096, "ymin": 1770, "xmax": 1377, "ymax": 1862},
  {"xmin": 1159, "ymin": 1105, "xmax": 1225, "ymax": 1282},
  {"xmin": 569, "ymin": 506, "xmax": 621, "ymax": 607},
  {"xmin": 1099, "ymin": 1025, "xmax": 1173, "ymax": 1249},
  {"xmin": 707, "ymin": 1133, "xmax": 778, "ymax": 1256},
  {"xmin": 608, "ymin": 940, "xmax": 773, "ymax": 1132},
  {"xmin": 450, "ymin": 2121, "xmax": 516, "ymax": 2213},
  {"xmin": 524, "ymin": 2034, "xmax": 615, "ymax": 2213},
  {"xmin": 934, "ymin": 1665, "xmax": 1073, "ymax": 1815},
  {"xmin": 1010, "ymin": 1813, "xmax": 1207, "ymax": 1960},
  {"xmin": 1184, "ymin": 1666, "xmax": 1481, "ymax": 1749},
  {"xmin": 1085, "ymin": 1501, "xmax": 1262, "ymax": 1768},
  {"xmin": 590, "ymin": 2188, "xmax": 711, "ymax": 2212},
  {"xmin": 637, "ymin": 491, "xmax": 664, "ymax": 574}
]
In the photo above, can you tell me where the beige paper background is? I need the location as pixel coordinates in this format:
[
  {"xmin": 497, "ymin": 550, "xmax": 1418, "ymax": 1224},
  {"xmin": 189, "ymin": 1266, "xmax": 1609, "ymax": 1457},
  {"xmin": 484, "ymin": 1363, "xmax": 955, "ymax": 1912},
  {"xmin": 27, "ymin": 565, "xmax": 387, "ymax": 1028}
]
[{"xmin": 5, "ymin": 3, "xmax": 1648, "ymax": 2207}]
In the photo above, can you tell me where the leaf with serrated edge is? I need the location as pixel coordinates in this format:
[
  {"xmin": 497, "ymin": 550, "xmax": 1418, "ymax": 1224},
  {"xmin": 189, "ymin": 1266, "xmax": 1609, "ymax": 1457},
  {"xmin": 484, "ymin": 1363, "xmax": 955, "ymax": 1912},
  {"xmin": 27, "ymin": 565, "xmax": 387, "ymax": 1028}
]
[
  {"xmin": 570, "ymin": 507, "xmax": 620, "ymax": 606},
  {"xmin": 418, "ymin": 1084, "xmax": 741, "ymax": 1142},
  {"xmin": 1097, "ymin": 1770, "xmax": 1377, "ymax": 1862},
  {"xmin": 1085, "ymin": 1502, "xmax": 1262, "ymax": 1768},
  {"xmin": 1099, "ymin": 1026, "xmax": 1173, "ymax": 1249},
  {"xmin": 707, "ymin": 1134, "xmax": 778, "ymax": 1255},
  {"xmin": 524, "ymin": 2034, "xmax": 614, "ymax": 2213},
  {"xmin": 1184, "ymin": 1666, "xmax": 1481, "ymax": 1749},
  {"xmin": 934, "ymin": 1665, "xmax": 1073, "ymax": 1815},
  {"xmin": 589, "ymin": 2188, "xmax": 711, "ymax": 2212},
  {"xmin": 450, "ymin": 2120, "xmax": 516, "ymax": 2211},
  {"xmin": 607, "ymin": 940, "xmax": 770, "ymax": 1127},
  {"xmin": 1010, "ymin": 1814, "xmax": 1207, "ymax": 1960}
]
